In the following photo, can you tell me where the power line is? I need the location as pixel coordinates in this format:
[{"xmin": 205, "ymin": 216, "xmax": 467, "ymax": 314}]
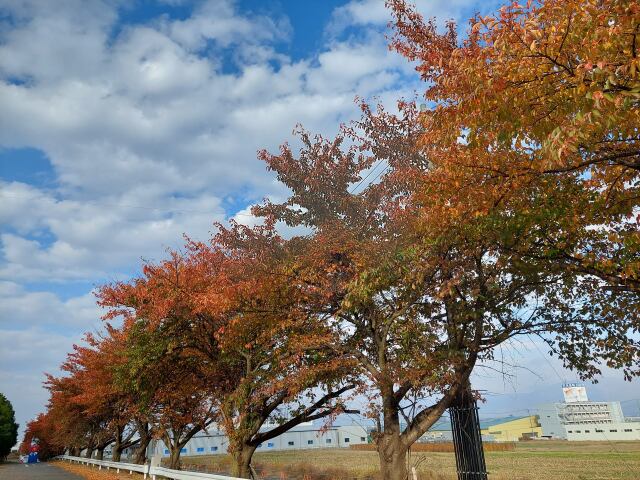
[{"xmin": 528, "ymin": 335, "xmax": 565, "ymax": 383}]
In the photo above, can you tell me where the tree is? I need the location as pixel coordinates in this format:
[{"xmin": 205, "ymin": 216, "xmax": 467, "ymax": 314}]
[
  {"xmin": 254, "ymin": 101, "xmax": 640, "ymax": 480},
  {"xmin": 387, "ymin": 0, "xmax": 640, "ymax": 292},
  {"xmin": 0, "ymin": 393, "xmax": 18, "ymax": 461},
  {"xmin": 99, "ymin": 224, "xmax": 357, "ymax": 477},
  {"xmin": 20, "ymin": 413, "xmax": 63, "ymax": 461}
]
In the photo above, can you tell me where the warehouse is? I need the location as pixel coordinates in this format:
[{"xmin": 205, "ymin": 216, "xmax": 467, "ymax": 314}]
[
  {"xmin": 149, "ymin": 423, "xmax": 369, "ymax": 458},
  {"xmin": 480, "ymin": 415, "xmax": 542, "ymax": 442}
]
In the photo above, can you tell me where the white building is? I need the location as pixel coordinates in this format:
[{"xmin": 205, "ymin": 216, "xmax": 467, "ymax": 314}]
[
  {"xmin": 538, "ymin": 385, "xmax": 640, "ymax": 441},
  {"xmin": 151, "ymin": 423, "xmax": 369, "ymax": 458}
]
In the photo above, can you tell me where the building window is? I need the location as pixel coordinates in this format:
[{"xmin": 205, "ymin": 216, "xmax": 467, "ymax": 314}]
[
  {"xmin": 624, "ymin": 429, "xmax": 632, "ymax": 432},
  {"xmin": 575, "ymin": 430, "xmax": 581, "ymax": 433},
  {"xmin": 361, "ymin": 437, "xmax": 366, "ymax": 442},
  {"xmin": 288, "ymin": 441, "xmax": 294, "ymax": 446},
  {"xmin": 610, "ymin": 430, "xmax": 617, "ymax": 432},
  {"xmin": 567, "ymin": 431, "xmax": 573, "ymax": 433},
  {"xmin": 164, "ymin": 449, "xmax": 169, "ymax": 455},
  {"xmin": 584, "ymin": 430, "xmax": 590, "ymax": 433},
  {"xmin": 258, "ymin": 443, "xmax": 263, "ymax": 448},
  {"xmin": 344, "ymin": 438, "xmax": 350, "ymax": 443},
  {"xmin": 268, "ymin": 443, "xmax": 274, "ymax": 448},
  {"xmin": 307, "ymin": 440, "xmax": 313, "ymax": 445},
  {"xmin": 211, "ymin": 446, "xmax": 218, "ymax": 452},
  {"xmin": 326, "ymin": 439, "xmax": 332, "ymax": 444},
  {"xmin": 197, "ymin": 447, "xmax": 205, "ymax": 453},
  {"xmin": 596, "ymin": 429, "xmax": 603, "ymax": 433},
  {"xmin": 180, "ymin": 448, "xmax": 187, "ymax": 453}
]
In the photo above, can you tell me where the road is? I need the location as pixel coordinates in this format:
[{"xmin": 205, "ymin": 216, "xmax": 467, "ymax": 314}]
[{"xmin": 0, "ymin": 460, "xmax": 84, "ymax": 479}]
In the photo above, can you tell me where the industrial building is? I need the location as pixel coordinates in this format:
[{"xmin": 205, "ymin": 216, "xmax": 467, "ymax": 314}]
[
  {"xmin": 537, "ymin": 384, "xmax": 640, "ymax": 441},
  {"xmin": 420, "ymin": 416, "xmax": 542, "ymax": 443},
  {"xmin": 149, "ymin": 423, "xmax": 369, "ymax": 458},
  {"xmin": 480, "ymin": 415, "xmax": 542, "ymax": 442}
]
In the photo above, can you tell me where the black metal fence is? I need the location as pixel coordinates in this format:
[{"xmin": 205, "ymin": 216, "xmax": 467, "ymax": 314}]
[{"xmin": 449, "ymin": 387, "xmax": 488, "ymax": 480}]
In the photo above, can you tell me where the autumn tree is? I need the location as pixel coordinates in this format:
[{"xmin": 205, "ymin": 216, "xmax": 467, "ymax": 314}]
[
  {"xmin": 20, "ymin": 413, "xmax": 63, "ymax": 460},
  {"xmin": 254, "ymin": 100, "xmax": 640, "ymax": 480},
  {"xmin": 99, "ymin": 222, "xmax": 357, "ymax": 477},
  {"xmin": 103, "ymin": 315, "xmax": 215, "ymax": 469},
  {"xmin": 387, "ymin": 0, "xmax": 640, "ymax": 292}
]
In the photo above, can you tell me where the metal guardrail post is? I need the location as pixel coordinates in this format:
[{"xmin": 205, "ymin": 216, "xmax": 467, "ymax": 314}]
[{"xmin": 449, "ymin": 385, "xmax": 488, "ymax": 480}]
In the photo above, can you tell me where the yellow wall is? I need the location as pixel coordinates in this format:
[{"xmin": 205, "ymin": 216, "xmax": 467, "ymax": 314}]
[{"xmin": 481, "ymin": 416, "xmax": 542, "ymax": 442}]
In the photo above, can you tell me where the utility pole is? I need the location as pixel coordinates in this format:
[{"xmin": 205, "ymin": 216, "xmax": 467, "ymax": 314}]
[{"xmin": 449, "ymin": 384, "xmax": 488, "ymax": 480}]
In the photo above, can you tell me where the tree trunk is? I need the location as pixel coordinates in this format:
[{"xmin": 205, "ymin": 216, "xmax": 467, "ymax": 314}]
[
  {"xmin": 168, "ymin": 445, "xmax": 182, "ymax": 470},
  {"xmin": 132, "ymin": 421, "xmax": 152, "ymax": 464},
  {"xmin": 376, "ymin": 385, "xmax": 409, "ymax": 480},
  {"xmin": 132, "ymin": 435, "xmax": 151, "ymax": 464},
  {"xmin": 112, "ymin": 447, "xmax": 122, "ymax": 462},
  {"xmin": 378, "ymin": 439, "xmax": 409, "ymax": 480},
  {"xmin": 96, "ymin": 447, "xmax": 105, "ymax": 461},
  {"xmin": 232, "ymin": 444, "xmax": 257, "ymax": 479},
  {"xmin": 85, "ymin": 447, "xmax": 94, "ymax": 459}
]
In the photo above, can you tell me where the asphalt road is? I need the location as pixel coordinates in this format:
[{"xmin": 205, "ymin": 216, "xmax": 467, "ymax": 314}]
[{"xmin": 0, "ymin": 461, "xmax": 84, "ymax": 479}]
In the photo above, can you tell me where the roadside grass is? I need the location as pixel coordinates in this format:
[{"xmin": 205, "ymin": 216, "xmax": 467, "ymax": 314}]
[
  {"xmin": 181, "ymin": 441, "xmax": 640, "ymax": 480},
  {"xmin": 55, "ymin": 460, "xmax": 144, "ymax": 480}
]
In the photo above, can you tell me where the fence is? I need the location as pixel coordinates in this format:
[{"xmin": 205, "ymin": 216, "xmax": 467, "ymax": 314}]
[
  {"xmin": 349, "ymin": 442, "xmax": 515, "ymax": 453},
  {"xmin": 57, "ymin": 455, "xmax": 245, "ymax": 480}
]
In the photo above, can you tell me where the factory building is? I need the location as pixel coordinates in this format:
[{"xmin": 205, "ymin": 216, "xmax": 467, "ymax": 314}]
[
  {"xmin": 421, "ymin": 416, "xmax": 542, "ymax": 443},
  {"xmin": 480, "ymin": 416, "xmax": 542, "ymax": 442},
  {"xmin": 150, "ymin": 423, "xmax": 369, "ymax": 458},
  {"xmin": 537, "ymin": 384, "xmax": 640, "ymax": 441}
]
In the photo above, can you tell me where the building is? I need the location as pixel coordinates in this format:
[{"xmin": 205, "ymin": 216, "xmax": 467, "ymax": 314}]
[
  {"xmin": 150, "ymin": 423, "xmax": 369, "ymax": 458},
  {"xmin": 480, "ymin": 416, "xmax": 542, "ymax": 442},
  {"xmin": 537, "ymin": 384, "xmax": 640, "ymax": 441}
]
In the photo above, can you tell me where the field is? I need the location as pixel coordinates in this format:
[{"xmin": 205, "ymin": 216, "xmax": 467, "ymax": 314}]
[{"xmin": 180, "ymin": 441, "xmax": 640, "ymax": 480}]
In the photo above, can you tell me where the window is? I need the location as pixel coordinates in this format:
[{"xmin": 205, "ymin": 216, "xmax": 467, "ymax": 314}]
[
  {"xmin": 164, "ymin": 449, "xmax": 169, "ymax": 455},
  {"xmin": 268, "ymin": 443, "xmax": 274, "ymax": 448},
  {"xmin": 197, "ymin": 447, "xmax": 205, "ymax": 453},
  {"xmin": 344, "ymin": 438, "xmax": 350, "ymax": 443},
  {"xmin": 361, "ymin": 437, "xmax": 366, "ymax": 442},
  {"xmin": 258, "ymin": 443, "xmax": 263, "ymax": 448},
  {"xmin": 610, "ymin": 429, "xmax": 617, "ymax": 433},
  {"xmin": 307, "ymin": 440, "xmax": 313, "ymax": 445},
  {"xmin": 211, "ymin": 446, "xmax": 218, "ymax": 452},
  {"xmin": 567, "ymin": 431, "xmax": 573, "ymax": 433},
  {"xmin": 624, "ymin": 429, "xmax": 632, "ymax": 433},
  {"xmin": 180, "ymin": 448, "xmax": 187, "ymax": 453},
  {"xmin": 288, "ymin": 441, "xmax": 294, "ymax": 446},
  {"xmin": 575, "ymin": 430, "xmax": 581, "ymax": 433},
  {"xmin": 584, "ymin": 430, "xmax": 590, "ymax": 433},
  {"xmin": 326, "ymin": 439, "xmax": 332, "ymax": 444},
  {"xmin": 596, "ymin": 429, "xmax": 604, "ymax": 433}
]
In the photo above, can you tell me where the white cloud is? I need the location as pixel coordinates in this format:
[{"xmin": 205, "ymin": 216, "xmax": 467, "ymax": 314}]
[
  {"xmin": 0, "ymin": 282, "xmax": 101, "ymax": 330},
  {"xmin": 328, "ymin": 0, "xmax": 503, "ymax": 36}
]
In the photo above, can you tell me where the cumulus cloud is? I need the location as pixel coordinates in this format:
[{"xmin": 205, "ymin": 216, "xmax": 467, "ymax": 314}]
[
  {"xmin": 328, "ymin": 0, "xmax": 503, "ymax": 36},
  {"xmin": 0, "ymin": 282, "xmax": 101, "ymax": 330}
]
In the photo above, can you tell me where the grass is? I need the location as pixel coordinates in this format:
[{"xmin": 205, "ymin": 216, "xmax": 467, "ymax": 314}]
[
  {"xmin": 181, "ymin": 440, "xmax": 640, "ymax": 480},
  {"xmin": 55, "ymin": 461, "xmax": 145, "ymax": 480}
]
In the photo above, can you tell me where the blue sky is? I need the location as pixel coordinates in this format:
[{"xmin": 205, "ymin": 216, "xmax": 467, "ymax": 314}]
[{"xmin": 1, "ymin": 0, "xmax": 638, "ymax": 438}]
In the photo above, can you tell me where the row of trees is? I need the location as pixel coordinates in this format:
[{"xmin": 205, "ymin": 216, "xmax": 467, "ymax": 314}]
[{"xmin": 25, "ymin": 1, "xmax": 639, "ymax": 479}]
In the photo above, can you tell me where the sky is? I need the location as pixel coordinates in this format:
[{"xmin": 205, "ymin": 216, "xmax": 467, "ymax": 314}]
[{"xmin": 0, "ymin": 0, "xmax": 638, "ymax": 439}]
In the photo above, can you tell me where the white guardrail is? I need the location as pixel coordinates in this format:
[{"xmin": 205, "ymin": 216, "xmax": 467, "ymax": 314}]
[{"xmin": 58, "ymin": 455, "xmax": 244, "ymax": 480}]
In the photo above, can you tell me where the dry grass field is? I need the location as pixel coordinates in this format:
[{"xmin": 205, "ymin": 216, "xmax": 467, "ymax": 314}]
[{"xmin": 181, "ymin": 440, "xmax": 640, "ymax": 480}]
